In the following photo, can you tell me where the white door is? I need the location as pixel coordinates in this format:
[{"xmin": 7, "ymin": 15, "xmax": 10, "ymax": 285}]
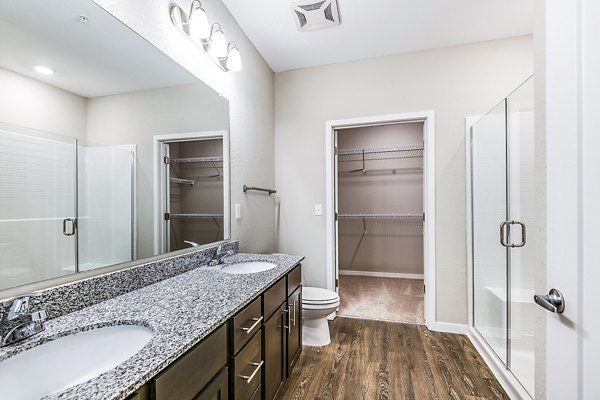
[{"xmin": 545, "ymin": 0, "xmax": 600, "ymax": 398}]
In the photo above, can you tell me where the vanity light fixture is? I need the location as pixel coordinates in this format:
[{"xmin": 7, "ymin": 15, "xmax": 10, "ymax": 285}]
[
  {"xmin": 32, "ymin": 65, "xmax": 55, "ymax": 75},
  {"xmin": 170, "ymin": 2, "xmax": 242, "ymax": 72},
  {"xmin": 187, "ymin": 1, "xmax": 210, "ymax": 41},
  {"xmin": 205, "ymin": 23, "xmax": 227, "ymax": 59},
  {"xmin": 226, "ymin": 42, "xmax": 242, "ymax": 72}
]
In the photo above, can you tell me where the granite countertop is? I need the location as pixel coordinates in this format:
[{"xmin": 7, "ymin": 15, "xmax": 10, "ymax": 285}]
[{"xmin": 0, "ymin": 252, "xmax": 303, "ymax": 400}]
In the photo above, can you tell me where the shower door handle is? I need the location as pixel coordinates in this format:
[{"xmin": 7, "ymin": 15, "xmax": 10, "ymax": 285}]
[
  {"xmin": 62, "ymin": 218, "xmax": 77, "ymax": 236},
  {"xmin": 500, "ymin": 220, "xmax": 526, "ymax": 248},
  {"xmin": 534, "ymin": 289, "xmax": 565, "ymax": 313}
]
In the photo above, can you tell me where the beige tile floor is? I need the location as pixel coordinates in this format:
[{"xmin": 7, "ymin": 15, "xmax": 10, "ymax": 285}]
[{"xmin": 337, "ymin": 275, "xmax": 425, "ymax": 324}]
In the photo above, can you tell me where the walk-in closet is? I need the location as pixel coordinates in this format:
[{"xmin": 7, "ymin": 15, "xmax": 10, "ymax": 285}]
[
  {"xmin": 163, "ymin": 138, "xmax": 224, "ymax": 251},
  {"xmin": 336, "ymin": 122, "xmax": 425, "ymax": 324}
]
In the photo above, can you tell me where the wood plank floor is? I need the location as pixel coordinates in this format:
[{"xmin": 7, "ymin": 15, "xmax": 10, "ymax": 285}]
[{"xmin": 277, "ymin": 318, "xmax": 508, "ymax": 400}]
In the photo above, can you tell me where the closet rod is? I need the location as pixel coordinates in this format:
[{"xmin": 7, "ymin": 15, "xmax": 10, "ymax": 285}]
[{"xmin": 243, "ymin": 185, "xmax": 276, "ymax": 195}]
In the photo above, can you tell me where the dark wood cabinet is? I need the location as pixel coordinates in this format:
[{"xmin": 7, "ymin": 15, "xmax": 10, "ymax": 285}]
[
  {"xmin": 195, "ymin": 367, "xmax": 228, "ymax": 400},
  {"xmin": 286, "ymin": 286, "xmax": 302, "ymax": 377},
  {"xmin": 263, "ymin": 302, "xmax": 286, "ymax": 400}
]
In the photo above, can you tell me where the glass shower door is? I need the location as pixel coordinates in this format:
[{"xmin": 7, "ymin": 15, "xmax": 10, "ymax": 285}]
[
  {"xmin": 0, "ymin": 127, "xmax": 77, "ymax": 290},
  {"xmin": 471, "ymin": 100, "xmax": 508, "ymax": 364},
  {"xmin": 507, "ymin": 78, "xmax": 536, "ymax": 395}
]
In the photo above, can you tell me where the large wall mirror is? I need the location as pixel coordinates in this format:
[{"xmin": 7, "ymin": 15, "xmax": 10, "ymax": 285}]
[{"xmin": 0, "ymin": 0, "xmax": 231, "ymax": 291}]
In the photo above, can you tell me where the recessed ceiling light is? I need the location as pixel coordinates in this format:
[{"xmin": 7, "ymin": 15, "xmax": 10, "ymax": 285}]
[{"xmin": 32, "ymin": 65, "xmax": 55, "ymax": 76}]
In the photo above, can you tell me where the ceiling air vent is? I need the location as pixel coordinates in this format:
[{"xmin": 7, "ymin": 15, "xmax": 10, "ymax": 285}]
[{"xmin": 291, "ymin": 0, "xmax": 340, "ymax": 32}]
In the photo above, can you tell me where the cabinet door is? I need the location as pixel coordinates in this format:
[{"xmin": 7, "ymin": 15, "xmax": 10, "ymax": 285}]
[
  {"xmin": 287, "ymin": 286, "xmax": 302, "ymax": 376},
  {"xmin": 264, "ymin": 302, "xmax": 286, "ymax": 400},
  {"xmin": 194, "ymin": 368, "xmax": 228, "ymax": 400}
]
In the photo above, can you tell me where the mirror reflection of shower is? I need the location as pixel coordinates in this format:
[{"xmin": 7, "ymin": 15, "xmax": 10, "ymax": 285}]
[{"xmin": 0, "ymin": 125, "xmax": 136, "ymax": 290}]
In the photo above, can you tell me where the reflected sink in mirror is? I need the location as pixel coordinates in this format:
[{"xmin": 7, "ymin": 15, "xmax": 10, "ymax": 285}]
[
  {"xmin": 222, "ymin": 261, "xmax": 277, "ymax": 274},
  {"xmin": 0, "ymin": 325, "xmax": 153, "ymax": 399}
]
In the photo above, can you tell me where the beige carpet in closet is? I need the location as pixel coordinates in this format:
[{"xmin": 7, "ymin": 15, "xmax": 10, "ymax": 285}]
[{"xmin": 337, "ymin": 275, "xmax": 425, "ymax": 324}]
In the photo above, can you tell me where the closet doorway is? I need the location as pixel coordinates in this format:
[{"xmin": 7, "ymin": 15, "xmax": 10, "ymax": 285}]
[
  {"xmin": 153, "ymin": 131, "xmax": 230, "ymax": 255},
  {"xmin": 325, "ymin": 112, "xmax": 435, "ymax": 326}
]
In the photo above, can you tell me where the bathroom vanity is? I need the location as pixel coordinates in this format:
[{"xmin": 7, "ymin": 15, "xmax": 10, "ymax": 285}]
[
  {"xmin": 0, "ymin": 244, "xmax": 304, "ymax": 400},
  {"xmin": 135, "ymin": 264, "xmax": 302, "ymax": 400}
]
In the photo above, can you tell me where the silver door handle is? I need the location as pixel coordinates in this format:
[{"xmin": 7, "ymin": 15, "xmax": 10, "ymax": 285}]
[
  {"xmin": 62, "ymin": 218, "xmax": 76, "ymax": 236},
  {"xmin": 534, "ymin": 289, "xmax": 565, "ymax": 313},
  {"xmin": 291, "ymin": 300, "xmax": 297, "ymax": 326},
  {"xmin": 500, "ymin": 220, "xmax": 526, "ymax": 248}
]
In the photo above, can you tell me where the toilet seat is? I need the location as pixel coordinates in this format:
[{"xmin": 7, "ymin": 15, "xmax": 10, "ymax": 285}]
[{"xmin": 302, "ymin": 287, "xmax": 339, "ymax": 306}]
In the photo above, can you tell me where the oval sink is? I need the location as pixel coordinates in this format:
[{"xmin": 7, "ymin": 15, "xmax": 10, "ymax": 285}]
[
  {"xmin": 0, "ymin": 324, "xmax": 153, "ymax": 399},
  {"xmin": 222, "ymin": 261, "xmax": 277, "ymax": 274}
]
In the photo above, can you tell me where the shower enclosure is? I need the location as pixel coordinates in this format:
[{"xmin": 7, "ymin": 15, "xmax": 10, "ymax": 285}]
[
  {"xmin": 469, "ymin": 76, "xmax": 539, "ymax": 398},
  {"xmin": 0, "ymin": 124, "xmax": 135, "ymax": 290}
]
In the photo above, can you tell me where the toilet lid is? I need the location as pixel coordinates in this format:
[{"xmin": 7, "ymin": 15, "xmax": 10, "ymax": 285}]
[{"xmin": 302, "ymin": 287, "xmax": 339, "ymax": 304}]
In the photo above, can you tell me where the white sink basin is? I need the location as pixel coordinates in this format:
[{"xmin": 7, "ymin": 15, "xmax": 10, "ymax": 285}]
[
  {"xmin": 0, "ymin": 325, "xmax": 153, "ymax": 399},
  {"xmin": 222, "ymin": 261, "xmax": 277, "ymax": 274}
]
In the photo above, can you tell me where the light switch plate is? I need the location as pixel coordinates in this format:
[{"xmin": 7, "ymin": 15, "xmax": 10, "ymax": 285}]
[
  {"xmin": 314, "ymin": 204, "xmax": 323, "ymax": 216},
  {"xmin": 235, "ymin": 204, "xmax": 241, "ymax": 220}
]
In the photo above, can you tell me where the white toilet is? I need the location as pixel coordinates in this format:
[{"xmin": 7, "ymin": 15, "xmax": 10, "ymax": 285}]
[{"xmin": 302, "ymin": 286, "xmax": 340, "ymax": 347}]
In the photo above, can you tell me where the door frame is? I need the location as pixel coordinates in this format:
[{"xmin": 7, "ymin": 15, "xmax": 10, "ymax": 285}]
[
  {"xmin": 152, "ymin": 130, "xmax": 230, "ymax": 255},
  {"xmin": 324, "ymin": 111, "xmax": 436, "ymax": 327}
]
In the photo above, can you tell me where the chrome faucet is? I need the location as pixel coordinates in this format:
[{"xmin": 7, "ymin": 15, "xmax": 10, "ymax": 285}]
[
  {"xmin": 0, "ymin": 294, "xmax": 48, "ymax": 347},
  {"xmin": 209, "ymin": 244, "xmax": 234, "ymax": 266}
]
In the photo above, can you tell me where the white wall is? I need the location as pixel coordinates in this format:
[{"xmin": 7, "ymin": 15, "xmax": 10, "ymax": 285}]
[
  {"xmin": 274, "ymin": 35, "xmax": 534, "ymax": 325},
  {"xmin": 92, "ymin": 0, "xmax": 277, "ymax": 254},
  {"xmin": 0, "ymin": 67, "xmax": 87, "ymax": 140}
]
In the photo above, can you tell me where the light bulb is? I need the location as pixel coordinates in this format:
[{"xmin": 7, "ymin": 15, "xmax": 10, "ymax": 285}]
[
  {"xmin": 33, "ymin": 65, "xmax": 55, "ymax": 75},
  {"xmin": 226, "ymin": 45, "xmax": 242, "ymax": 72},
  {"xmin": 209, "ymin": 27, "xmax": 227, "ymax": 59},
  {"xmin": 188, "ymin": 1, "xmax": 210, "ymax": 40}
]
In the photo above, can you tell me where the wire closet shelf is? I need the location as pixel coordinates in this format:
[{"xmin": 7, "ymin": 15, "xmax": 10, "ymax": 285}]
[
  {"xmin": 338, "ymin": 213, "xmax": 423, "ymax": 223},
  {"xmin": 338, "ymin": 144, "xmax": 423, "ymax": 162}
]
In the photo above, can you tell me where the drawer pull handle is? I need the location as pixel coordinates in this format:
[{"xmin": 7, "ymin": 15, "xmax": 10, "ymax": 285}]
[
  {"xmin": 240, "ymin": 360, "xmax": 263, "ymax": 383},
  {"xmin": 241, "ymin": 316, "xmax": 263, "ymax": 335}
]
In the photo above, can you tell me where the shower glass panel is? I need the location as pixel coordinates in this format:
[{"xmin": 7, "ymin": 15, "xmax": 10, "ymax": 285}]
[
  {"xmin": 471, "ymin": 100, "xmax": 508, "ymax": 365},
  {"xmin": 78, "ymin": 146, "xmax": 135, "ymax": 271},
  {"xmin": 507, "ymin": 78, "xmax": 535, "ymax": 395},
  {"xmin": 0, "ymin": 128, "xmax": 77, "ymax": 290}
]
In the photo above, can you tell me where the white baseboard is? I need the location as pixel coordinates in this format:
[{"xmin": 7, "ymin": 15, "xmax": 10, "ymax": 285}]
[
  {"xmin": 427, "ymin": 321, "xmax": 468, "ymax": 335},
  {"xmin": 339, "ymin": 270, "xmax": 424, "ymax": 280}
]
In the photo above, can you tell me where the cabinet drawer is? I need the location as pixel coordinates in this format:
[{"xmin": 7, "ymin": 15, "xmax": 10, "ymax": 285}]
[
  {"xmin": 264, "ymin": 277, "xmax": 286, "ymax": 319},
  {"xmin": 153, "ymin": 325, "xmax": 227, "ymax": 400},
  {"xmin": 232, "ymin": 331, "xmax": 262, "ymax": 400},
  {"xmin": 232, "ymin": 296, "xmax": 262, "ymax": 355},
  {"xmin": 287, "ymin": 264, "xmax": 301, "ymax": 296}
]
